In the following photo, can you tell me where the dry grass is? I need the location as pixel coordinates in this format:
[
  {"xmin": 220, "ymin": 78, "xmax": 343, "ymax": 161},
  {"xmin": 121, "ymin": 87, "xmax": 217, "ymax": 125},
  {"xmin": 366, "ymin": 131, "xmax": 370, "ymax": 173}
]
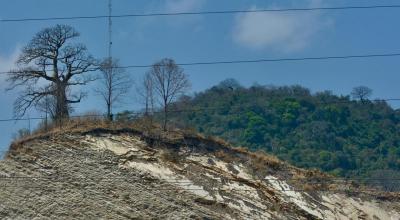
[
  {"xmin": 206, "ymin": 136, "xmax": 231, "ymax": 147},
  {"xmin": 7, "ymin": 113, "xmax": 176, "ymax": 157},
  {"xmin": 232, "ymin": 146, "xmax": 250, "ymax": 154},
  {"xmin": 285, "ymin": 166, "xmax": 338, "ymax": 192},
  {"xmin": 302, "ymin": 183, "xmax": 318, "ymax": 192},
  {"xmin": 183, "ymin": 132, "xmax": 286, "ymax": 176},
  {"xmin": 246, "ymin": 150, "xmax": 283, "ymax": 178},
  {"xmin": 17, "ymin": 113, "xmax": 152, "ymax": 139},
  {"xmin": 214, "ymin": 150, "xmax": 236, "ymax": 163},
  {"xmin": 31, "ymin": 111, "xmax": 106, "ymax": 135},
  {"xmin": 210, "ymin": 141, "xmax": 291, "ymax": 180},
  {"xmin": 161, "ymin": 149, "xmax": 181, "ymax": 164}
]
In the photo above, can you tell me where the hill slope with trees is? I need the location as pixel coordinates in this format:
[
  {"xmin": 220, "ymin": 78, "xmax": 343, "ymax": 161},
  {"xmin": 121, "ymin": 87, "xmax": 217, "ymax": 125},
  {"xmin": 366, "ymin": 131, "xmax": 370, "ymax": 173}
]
[{"xmin": 168, "ymin": 79, "xmax": 400, "ymax": 186}]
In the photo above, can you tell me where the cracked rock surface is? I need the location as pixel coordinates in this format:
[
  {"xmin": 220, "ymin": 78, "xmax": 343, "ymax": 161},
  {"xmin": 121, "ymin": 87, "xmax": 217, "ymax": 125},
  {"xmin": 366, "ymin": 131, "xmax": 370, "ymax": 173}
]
[{"xmin": 0, "ymin": 129, "xmax": 399, "ymax": 219}]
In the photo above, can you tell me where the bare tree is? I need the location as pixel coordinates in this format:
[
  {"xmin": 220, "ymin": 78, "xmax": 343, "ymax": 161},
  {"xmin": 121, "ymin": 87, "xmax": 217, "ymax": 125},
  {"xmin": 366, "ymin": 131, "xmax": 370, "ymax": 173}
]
[
  {"xmin": 351, "ymin": 86, "xmax": 373, "ymax": 102},
  {"xmin": 136, "ymin": 71, "xmax": 154, "ymax": 116},
  {"xmin": 97, "ymin": 58, "xmax": 131, "ymax": 120},
  {"xmin": 148, "ymin": 58, "xmax": 191, "ymax": 131},
  {"xmin": 7, "ymin": 24, "xmax": 98, "ymax": 120},
  {"xmin": 35, "ymin": 94, "xmax": 56, "ymax": 130}
]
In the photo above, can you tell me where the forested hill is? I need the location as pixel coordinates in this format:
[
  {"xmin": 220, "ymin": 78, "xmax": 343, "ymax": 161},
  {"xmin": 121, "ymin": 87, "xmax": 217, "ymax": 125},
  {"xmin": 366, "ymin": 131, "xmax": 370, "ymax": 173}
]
[{"xmin": 169, "ymin": 79, "xmax": 400, "ymax": 183}]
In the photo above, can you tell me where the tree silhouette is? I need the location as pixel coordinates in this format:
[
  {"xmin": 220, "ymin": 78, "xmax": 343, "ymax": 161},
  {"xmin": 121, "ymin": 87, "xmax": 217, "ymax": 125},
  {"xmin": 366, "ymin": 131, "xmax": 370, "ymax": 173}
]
[
  {"xmin": 97, "ymin": 58, "xmax": 131, "ymax": 121},
  {"xmin": 148, "ymin": 58, "xmax": 190, "ymax": 131},
  {"xmin": 351, "ymin": 86, "xmax": 373, "ymax": 102},
  {"xmin": 7, "ymin": 24, "xmax": 98, "ymax": 120}
]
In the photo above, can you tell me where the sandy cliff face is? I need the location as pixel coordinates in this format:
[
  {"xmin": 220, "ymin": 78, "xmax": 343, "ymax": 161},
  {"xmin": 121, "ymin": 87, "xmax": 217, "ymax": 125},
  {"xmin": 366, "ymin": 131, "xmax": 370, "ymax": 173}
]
[{"xmin": 0, "ymin": 129, "xmax": 399, "ymax": 219}]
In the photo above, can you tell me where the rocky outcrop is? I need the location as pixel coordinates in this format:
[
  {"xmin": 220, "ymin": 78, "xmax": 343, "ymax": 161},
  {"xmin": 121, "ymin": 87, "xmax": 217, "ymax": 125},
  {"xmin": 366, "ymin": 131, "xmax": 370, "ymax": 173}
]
[{"xmin": 0, "ymin": 129, "xmax": 399, "ymax": 219}]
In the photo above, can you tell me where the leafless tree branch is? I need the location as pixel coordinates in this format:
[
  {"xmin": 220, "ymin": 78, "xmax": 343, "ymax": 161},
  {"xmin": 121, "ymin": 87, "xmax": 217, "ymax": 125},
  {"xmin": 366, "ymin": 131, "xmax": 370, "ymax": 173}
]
[
  {"xmin": 6, "ymin": 24, "xmax": 99, "ymax": 119},
  {"xmin": 96, "ymin": 58, "xmax": 132, "ymax": 120},
  {"xmin": 147, "ymin": 58, "xmax": 191, "ymax": 130}
]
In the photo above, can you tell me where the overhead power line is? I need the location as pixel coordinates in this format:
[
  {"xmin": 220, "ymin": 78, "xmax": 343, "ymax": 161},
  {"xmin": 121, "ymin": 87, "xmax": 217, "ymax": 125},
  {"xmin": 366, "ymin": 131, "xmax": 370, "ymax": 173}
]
[
  {"xmin": 1, "ymin": 52, "xmax": 400, "ymax": 75},
  {"xmin": 1, "ymin": 5, "xmax": 400, "ymax": 22},
  {"xmin": 119, "ymin": 53, "xmax": 400, "ymax": 68}
]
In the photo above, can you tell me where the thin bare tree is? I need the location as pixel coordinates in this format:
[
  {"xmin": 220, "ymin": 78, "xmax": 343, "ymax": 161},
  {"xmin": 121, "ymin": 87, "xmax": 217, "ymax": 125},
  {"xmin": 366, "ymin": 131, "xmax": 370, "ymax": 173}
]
[
  {"xmin": 351, "ymin": 86, "xmax": 373, "ymax": 102},
  {"xmin": 35, "ymin": 94, "xmax": 56, "ymax": 130},
  {"xmin": 7, "ymin": 24, "xmax": 98, "ymax": 120},
  {"xmin": 97, "ymin": 58, "xmax": 131, "ymax": 120},
  {"xmin": 136, "ymin": 71, "xmax": 155, "ymax": 116},
  {"xmin": 148, "ymin": 58, "xmax": 190, "ymax": 131}
]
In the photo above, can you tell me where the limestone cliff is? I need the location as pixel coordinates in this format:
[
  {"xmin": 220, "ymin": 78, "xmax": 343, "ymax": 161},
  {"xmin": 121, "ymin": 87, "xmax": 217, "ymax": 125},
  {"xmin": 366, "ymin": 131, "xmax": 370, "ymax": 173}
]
[{"xmin": 0, "ymin": 128, "xmax": 399, "ymax": 219}]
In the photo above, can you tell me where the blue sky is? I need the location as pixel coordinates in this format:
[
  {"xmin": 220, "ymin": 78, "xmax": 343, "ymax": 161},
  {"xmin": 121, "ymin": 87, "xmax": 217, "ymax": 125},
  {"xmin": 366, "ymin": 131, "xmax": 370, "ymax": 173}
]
[{"xmin": 0, "ymin": 0, "xmax": 400, "ymax": 152}]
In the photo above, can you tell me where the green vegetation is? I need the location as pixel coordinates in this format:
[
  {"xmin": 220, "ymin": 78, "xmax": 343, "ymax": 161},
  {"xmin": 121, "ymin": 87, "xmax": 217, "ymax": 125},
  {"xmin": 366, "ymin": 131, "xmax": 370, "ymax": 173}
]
[{"xmin": 168, "ymin": 79, "xmax": 400, "ymax": 182}]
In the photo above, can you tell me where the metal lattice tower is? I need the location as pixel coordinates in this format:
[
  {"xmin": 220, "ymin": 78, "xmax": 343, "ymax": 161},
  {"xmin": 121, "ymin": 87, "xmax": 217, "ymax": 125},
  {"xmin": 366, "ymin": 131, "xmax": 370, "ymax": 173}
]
[
  {"xmin": 107, "ymin": 0, "xmax": 114, "ymax": 120},
  {"xmin": 108, "ymin": 0, "xmax": 113, "ymax": 61}
]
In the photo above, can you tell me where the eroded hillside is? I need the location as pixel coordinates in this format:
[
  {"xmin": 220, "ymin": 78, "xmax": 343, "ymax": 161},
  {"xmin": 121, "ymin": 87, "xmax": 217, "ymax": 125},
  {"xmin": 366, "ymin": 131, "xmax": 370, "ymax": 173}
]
[{"xmin": 0, "ymin": 127, "xmax": 399, "ymax": 219}]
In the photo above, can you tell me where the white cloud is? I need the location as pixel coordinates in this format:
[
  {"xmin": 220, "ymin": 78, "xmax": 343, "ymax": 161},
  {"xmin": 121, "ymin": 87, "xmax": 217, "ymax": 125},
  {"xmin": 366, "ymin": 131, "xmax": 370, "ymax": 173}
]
[
  {"xmin": 232, "ymin": 2, "xmax": 333, "ymax": 52},
  {"xmin": 0, "ymin": 47, "xmax": 20, "ymax": 88},
  {"xmin": 0, "ymin": 48, "xmax": 19, "ymax": 72}
]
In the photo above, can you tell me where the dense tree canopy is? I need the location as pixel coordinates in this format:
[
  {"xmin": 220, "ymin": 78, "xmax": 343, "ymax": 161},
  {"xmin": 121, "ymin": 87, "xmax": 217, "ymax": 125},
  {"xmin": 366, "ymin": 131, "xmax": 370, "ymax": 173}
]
[{"xmin": 168, "ymin": 80, "xmax": 400, "ymax": 184}]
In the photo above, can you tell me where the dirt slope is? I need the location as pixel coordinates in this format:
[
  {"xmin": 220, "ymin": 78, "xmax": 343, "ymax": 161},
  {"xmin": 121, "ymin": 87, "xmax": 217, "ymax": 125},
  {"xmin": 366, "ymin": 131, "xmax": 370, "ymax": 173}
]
[{"xmin": 0, "ymin": 128, "xmax": 399, "ymax": 219}]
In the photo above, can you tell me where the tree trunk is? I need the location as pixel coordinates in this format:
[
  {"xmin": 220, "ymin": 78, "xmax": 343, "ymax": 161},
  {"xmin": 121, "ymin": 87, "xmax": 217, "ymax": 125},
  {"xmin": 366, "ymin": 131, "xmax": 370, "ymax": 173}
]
[
  {"xmin": 144, "ymin": 101, "xmax": 149, "ymax": 117},
  {"xmin": 163, "ymin": 104, "xmax": 168, "ymax": 131},
  {"xmin": 107, "ymin": 101, "xmax": 112, "ymax": 121},
  {"xmin": 55, "ymin": 82, "xmax": 69, "ymax": 121},
  {"xmin": 107, "ymin": 79, "xmax": 113, "ymax": 121}
]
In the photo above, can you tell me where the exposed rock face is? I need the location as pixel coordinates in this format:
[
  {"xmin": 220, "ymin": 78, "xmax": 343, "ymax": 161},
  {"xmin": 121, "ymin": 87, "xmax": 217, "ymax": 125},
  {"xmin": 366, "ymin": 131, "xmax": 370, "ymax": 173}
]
[{"xmin": 0, "ymin": 129, "xmax": 399, "ymax": 219}]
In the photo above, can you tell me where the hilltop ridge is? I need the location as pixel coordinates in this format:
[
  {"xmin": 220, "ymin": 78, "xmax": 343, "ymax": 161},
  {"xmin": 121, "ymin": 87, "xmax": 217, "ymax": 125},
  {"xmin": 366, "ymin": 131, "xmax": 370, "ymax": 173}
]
[
  {"xmin": 168, "ymin": 82, "xmax": 400, "ymax": 187},
  {"xmin": 0, "ymin": 123, "xmax": 399, "ymax": 219}
]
